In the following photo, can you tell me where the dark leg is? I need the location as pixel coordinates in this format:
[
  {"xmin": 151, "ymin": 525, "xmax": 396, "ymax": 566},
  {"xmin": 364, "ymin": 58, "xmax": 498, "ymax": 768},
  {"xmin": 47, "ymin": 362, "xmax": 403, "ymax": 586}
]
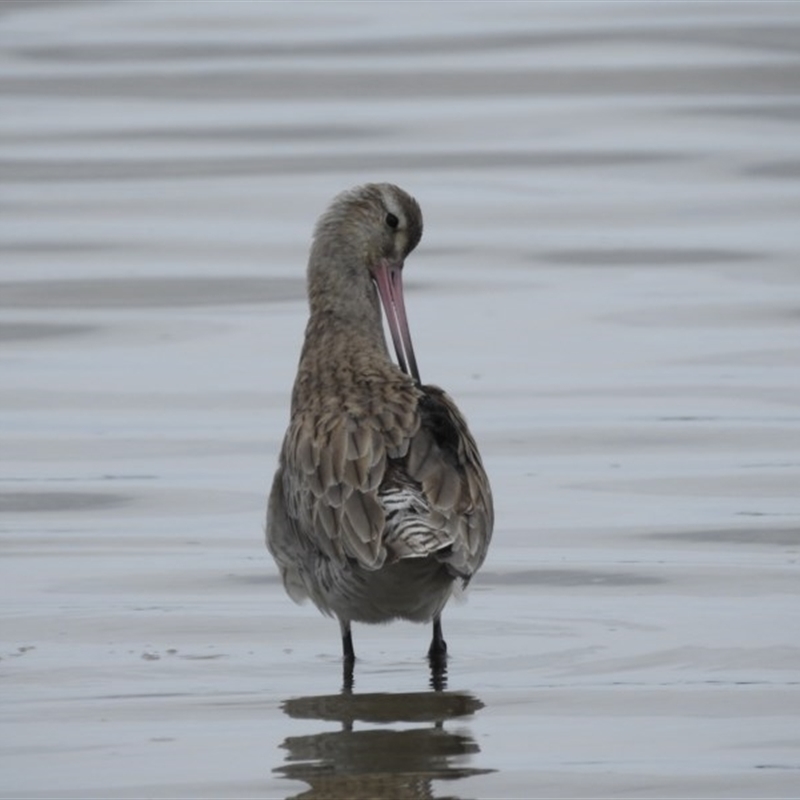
[
  {"xmin": 340, "ymin": 618, "xmax": 355, "ymax": 662},
  {"xmin": 428, "ymin": 615, "xmax": 447, "ymax": 660},
  {"xmin": 339, "ymin": 619, "xmax": 355, "ymax": 692},
  {"xmin": 428, "ymin": 615, "xmax": 448, "ymax": 691},
  {"xmin": 342, "ymin": 657, "xmax": 354, "ymax": 694}
]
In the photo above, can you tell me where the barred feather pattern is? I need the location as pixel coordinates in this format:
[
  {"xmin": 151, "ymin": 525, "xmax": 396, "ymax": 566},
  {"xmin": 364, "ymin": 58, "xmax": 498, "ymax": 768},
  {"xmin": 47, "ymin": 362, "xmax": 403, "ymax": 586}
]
[
  {"xmin": 267, "ymin": 377, "xmax": 493, "ymax": 625},
  {"xmin": 380, "ymin": 485, "xmax": 455, "ymax": 559}
]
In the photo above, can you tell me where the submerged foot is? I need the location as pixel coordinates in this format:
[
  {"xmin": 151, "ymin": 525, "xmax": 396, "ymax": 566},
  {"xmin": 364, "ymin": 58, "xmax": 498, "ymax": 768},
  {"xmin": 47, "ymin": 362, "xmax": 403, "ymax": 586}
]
[
  {"xmin": 340, "ymin": 619, "xmax": 355, "ymax": 661},
  {"xmin": 428, "ymin": 615, "xmax": 447, "ymax": 659},
  {"xmin": 428, "ymin": 650, "xmax": 448, "ymax": 691},
  {"xmin": 428, "ymin": 615, "xmax": 448, "ymax": 689},
  {"xmin": 342, "ymin": 656, "xmax": 355, "ymax": 693}
]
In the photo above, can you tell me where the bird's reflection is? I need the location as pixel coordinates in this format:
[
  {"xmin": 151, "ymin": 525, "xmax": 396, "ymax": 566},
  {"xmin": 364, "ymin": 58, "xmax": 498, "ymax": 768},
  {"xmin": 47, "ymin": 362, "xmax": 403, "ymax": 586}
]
[{"xmin": 275, "ymin": 688, "xmax": 493, "ymax": 799}]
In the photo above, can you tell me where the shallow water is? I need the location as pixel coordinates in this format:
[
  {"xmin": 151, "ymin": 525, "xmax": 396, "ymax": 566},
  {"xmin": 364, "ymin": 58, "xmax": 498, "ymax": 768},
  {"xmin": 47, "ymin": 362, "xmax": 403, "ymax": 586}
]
[{"xmin": 2, "ymin": 1, "xmax": 800, "ymax": 797}]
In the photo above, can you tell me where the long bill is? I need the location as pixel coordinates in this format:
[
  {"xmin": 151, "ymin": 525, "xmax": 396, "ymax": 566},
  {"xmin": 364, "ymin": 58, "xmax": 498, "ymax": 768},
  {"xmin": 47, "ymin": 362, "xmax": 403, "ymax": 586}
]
[{"xmin": 371, "ymin": 258, "xmax": 421, "ymax": 383}]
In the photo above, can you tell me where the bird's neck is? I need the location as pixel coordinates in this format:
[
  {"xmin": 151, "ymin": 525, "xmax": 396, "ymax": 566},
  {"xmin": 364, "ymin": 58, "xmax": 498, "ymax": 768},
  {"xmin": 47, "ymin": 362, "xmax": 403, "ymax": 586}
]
[{"xmin": 292, "ymin": 301, "xmax": 413, "ymax": 417}]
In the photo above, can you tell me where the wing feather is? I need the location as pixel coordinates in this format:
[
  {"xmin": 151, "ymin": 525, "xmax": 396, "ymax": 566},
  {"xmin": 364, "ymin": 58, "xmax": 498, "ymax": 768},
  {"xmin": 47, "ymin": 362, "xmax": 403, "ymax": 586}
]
[
  {"xmin": 404, "ymin": 385, "xmax": 494, "ymax": 577},
  {"xmin": 275, "ymin": 382, "xmax": 492, "ymax": 579},
  {"xmin": 279, "ymin": 396, "xmax": 416, "ymax": 571}
]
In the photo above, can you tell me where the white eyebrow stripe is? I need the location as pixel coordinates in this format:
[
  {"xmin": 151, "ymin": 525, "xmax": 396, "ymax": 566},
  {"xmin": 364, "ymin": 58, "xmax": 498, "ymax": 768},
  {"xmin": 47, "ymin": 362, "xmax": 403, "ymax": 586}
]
[{"xmin": 379, "ymin": 186, "xmax": 405, "ymax": 226}]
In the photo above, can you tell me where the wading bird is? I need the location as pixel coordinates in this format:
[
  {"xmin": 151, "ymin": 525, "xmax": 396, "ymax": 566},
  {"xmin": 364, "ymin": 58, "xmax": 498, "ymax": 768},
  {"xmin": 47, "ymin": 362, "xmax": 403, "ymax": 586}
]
[{"xmin": 266, "ymin": 183, "xmax": 493, "ymax": 676}]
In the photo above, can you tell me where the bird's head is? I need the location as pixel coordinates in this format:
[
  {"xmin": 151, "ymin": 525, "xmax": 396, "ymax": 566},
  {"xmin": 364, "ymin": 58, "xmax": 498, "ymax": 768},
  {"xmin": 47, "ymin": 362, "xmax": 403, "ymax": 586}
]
[{"xmin": 309, "ymin": 183, "xmax": 424, "ymax": 382}]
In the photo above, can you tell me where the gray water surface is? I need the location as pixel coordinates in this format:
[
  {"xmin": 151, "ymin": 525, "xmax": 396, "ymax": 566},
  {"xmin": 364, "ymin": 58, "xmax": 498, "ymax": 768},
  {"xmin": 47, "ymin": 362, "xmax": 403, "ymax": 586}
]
[{"xmin": 2, "ymin": 2, "xmax": 799, "ymax": 798}]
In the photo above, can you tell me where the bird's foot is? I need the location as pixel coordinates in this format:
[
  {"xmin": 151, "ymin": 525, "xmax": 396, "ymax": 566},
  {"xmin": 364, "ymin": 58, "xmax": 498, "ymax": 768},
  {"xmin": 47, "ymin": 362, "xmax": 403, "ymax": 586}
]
[{"xmin": 428, "ymin": 615, "xmax": 448, "ymax": 690}]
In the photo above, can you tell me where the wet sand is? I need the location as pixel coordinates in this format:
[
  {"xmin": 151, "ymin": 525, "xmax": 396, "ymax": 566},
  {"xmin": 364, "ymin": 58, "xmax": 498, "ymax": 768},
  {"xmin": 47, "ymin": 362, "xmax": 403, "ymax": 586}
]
[{"xmin": 1, "ymin": 1, "xmax": 799, "ymax": 798}]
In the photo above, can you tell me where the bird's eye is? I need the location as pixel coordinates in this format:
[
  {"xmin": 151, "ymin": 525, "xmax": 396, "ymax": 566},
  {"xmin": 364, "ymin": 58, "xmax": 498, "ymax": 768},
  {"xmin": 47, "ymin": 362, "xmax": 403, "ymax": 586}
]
[{"xmin": 385, "ymin": 212, "xmax": 399, "ymax": 229}]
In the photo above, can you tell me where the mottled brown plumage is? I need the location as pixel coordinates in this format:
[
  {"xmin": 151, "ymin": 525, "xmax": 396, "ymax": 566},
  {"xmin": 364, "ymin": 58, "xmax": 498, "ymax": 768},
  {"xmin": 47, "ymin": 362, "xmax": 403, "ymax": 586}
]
[{"xmin": 266, "ymin": 183, "xmax": 493, "ymax": 668}]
